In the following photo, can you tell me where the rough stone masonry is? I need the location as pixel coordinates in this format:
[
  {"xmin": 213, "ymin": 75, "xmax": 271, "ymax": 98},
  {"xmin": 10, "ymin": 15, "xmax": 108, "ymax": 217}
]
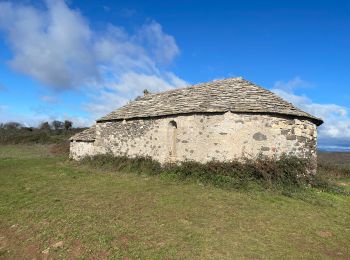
[{"xmin": 70, "ymin": 77, "xmax": 323, "ymax": 171}]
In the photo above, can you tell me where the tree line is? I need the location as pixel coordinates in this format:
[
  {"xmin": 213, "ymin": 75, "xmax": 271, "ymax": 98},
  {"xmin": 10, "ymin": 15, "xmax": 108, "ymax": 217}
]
[
  {"xmin": 0, "ymin": 120, "xmax": 74, "ymax": 131},
  {"xmin": 0, "ymin": 120, "xmax": 86, "ymax": 145}
]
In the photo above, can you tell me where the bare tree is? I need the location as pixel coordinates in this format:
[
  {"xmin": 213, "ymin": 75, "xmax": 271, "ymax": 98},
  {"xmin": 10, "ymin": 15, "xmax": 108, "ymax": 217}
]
[
  {"xmin": 3, "ymin": 122, "xmax": 23, "ymax": 130},
  {"xmin": 64, "ymin": 120, "xmax": 73, "ymax": 130},
  {"xmin": 51, "ymin": 120, "xmax": 64, "ymax": 131},
  {"xmin": 39, "ymin": 121, "xmax": 51, "ymax": 131}
]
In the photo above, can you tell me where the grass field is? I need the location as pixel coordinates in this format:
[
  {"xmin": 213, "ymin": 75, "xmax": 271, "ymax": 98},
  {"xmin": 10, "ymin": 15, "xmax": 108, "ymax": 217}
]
[{"xmin": 0, "ymin": 145, "xmax": 349, "ymax": 259}]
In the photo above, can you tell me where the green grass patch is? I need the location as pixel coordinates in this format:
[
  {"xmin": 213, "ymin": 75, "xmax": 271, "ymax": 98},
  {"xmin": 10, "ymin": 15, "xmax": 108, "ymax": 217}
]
[{"xmin": 0, "ymin": 145, "xmax": 349, "ymax": 259}]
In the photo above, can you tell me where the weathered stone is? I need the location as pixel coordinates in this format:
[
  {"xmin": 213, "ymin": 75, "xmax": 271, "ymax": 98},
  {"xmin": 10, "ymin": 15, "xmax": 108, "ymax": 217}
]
[
  {"xmin": 70, "ymin": 113, "xmax": 318, "ymax": 169},
  {"xmin": 297, "ymin": 136, "xmax": 306, "ymax": 142},
  {"xmin": 281, "ymin": 129, "xmax": 290, "ymax": 135},
  {"xmin": 253, "ymin": 132, "xmax": 267, "ymax": 141},
  {"xmin": 294, "ymin": 128, "xmax": 302, "ymax": 136}
]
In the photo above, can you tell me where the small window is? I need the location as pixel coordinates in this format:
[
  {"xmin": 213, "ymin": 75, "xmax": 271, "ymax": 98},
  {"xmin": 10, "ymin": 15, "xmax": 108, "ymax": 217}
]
[{"xmin": 169, "ymin": 120, "xmax": 177, "ymax": 129}]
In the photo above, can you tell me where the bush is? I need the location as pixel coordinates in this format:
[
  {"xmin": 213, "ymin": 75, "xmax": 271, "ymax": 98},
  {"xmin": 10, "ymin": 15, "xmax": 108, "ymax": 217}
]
[
  {"xmin": 317, "ymin": 162, "xmax": 350, "ymax": 179},
  {"xmin": 309, "ymin": 162, "xmax": 350, "ymax": 194},
  {"xmin": 79, "ymin": 154, "xmax": 333, "ymax": 192},
  {"xmin": 0, "ymin": 127, "xmax": 85, "ymax": 145},
  {"xmin": 81, "ymin": 155, "xmax": 162, "ymax": 175}
]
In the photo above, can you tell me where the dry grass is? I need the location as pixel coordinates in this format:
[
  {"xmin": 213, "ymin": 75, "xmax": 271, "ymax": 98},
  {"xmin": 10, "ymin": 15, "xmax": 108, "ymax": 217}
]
[{"xmin": 318, "ymin": 151, "xmax": 350, "ymax": 167}]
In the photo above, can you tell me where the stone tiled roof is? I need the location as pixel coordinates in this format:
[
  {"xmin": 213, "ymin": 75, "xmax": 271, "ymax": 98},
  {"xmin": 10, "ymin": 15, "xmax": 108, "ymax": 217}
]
[
  {"xmin": 70, "ymin": 125, "xmax": 96, "ymax": 141},
  {"xmin": 97, "ymin": 77, "xmax": 323, "ymax": 125}
]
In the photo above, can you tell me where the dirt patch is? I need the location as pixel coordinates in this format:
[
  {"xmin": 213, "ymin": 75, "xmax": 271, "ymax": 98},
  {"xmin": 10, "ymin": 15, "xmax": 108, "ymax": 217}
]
[
  {"xmin": 68, "ymin": 240, "xmax": 85, "ymax": 259},
  {"xmin": 0, "ymin": 225, "xmax": 42, "ymax": 259},
  {"xmin": 316, "ymin": 231, "xmax": 333, "ymax": 238},
  {"xmin": 113, "ymin": 235, "xmax": 136, "ymax": 249}
]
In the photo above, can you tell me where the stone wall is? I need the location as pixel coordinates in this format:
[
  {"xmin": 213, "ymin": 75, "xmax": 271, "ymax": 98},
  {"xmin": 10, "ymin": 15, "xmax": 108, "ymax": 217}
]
[
  {"xmin": 69, "ymin": 141, "xmax": 95, "ymax": 160},
  {"xmin": 92, "ymin": 112, "xmax": 317, "ymax": 167}
]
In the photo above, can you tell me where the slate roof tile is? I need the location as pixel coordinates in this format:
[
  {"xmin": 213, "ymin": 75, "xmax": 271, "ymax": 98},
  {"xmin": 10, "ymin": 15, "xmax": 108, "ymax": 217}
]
[
  {"xmin": 70, "ymin": 125, "xmax": 96, "ymax": 141},
  {"xmin": 97, "ymin": 77, "xmax": 323, "ymax": 125}
]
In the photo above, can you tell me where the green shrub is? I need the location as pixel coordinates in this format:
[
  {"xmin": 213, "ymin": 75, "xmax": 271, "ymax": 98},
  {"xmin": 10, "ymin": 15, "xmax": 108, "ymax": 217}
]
[
  {"xmin": 0, "ymin": 128, "xmax": 84, "ymax": 145},
  {"xmin": 78, "ymin": 154, "xmax": 350, "ymax": 196},
  {"xmin": 317, "ymin": 162, "xmax": 350, "ymax": 178},
  {"xmin": 81, "ymin": 155, "xmax": 162, "ymax": 175},
  {"xmin": 309, "ymin": 162, "xmax": 350, "ymax": 195},
  {"xmin": 80, "ymin": 154, "xmax": 339, "ymax": 193}
]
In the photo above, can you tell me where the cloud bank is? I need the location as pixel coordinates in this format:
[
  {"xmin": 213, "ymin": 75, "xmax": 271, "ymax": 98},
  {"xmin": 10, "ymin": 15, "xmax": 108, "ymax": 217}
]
[
  {"xmin": 0, "ymin": 0, "xmax": 187, "ymax": 119},
  {"xmin": 272, "ymin": 77, "xmax": 350, "ymax": 151}
]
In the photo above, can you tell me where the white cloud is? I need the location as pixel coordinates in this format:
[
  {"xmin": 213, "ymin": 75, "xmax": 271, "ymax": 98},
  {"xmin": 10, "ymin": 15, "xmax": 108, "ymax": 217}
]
[
  {"xmin": 0, "ymin": 0, "xmax": 97, "ymax": 89},
  {"xmin": 0, "ymin": 104, "xmax": 93, "ymax": 128},
  {"xmin": 274, "ymin": 76, "xmax": 312, "ymax": 92},
  {"xmin": 62, "ymin": 115, "xmax": 94, "ymax": 128},
  {"xmin": 106, "ymin": 72, "xmax": 187, "ymax": 95},
  {"xmin": 85, "ymin": 72, "xmax": 188, "ymax": 118},
  {"xmin": 0, "ymin": 1, "xmax": 186, "ymax": 86},
  {"xmin": 84, "ymin": 91, "xmax": 129, "ymax": 119},
  {"xmin": 272, "ymin": 78, "xmax": 350, "ymax": 150},
  {"xmin": 0, "ymin": 0, "xmax": 188, "ymax": 122},
  {"xmin": 138, "ymin": 21, "xmax": 180, "ymax": 65},
  {"xmin": 272, "ymin": 89, "xmax": 348, "ymax": 121}
]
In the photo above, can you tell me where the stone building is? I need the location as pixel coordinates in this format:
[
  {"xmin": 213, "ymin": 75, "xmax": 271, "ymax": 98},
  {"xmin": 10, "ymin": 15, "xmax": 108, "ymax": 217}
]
[{"xmin": 70, "ymin": 77, "xmax": 323, "ymax": 168}]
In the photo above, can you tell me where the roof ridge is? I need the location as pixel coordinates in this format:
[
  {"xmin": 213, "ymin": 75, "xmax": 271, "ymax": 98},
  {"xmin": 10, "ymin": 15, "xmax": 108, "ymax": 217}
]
[
  {"xmin": 97, "ymin": 78, "xmax": 323, "ymax": 126},
  {"xmin": 137, "ymin": 77, "xmax": 245, "ymax": 100}
]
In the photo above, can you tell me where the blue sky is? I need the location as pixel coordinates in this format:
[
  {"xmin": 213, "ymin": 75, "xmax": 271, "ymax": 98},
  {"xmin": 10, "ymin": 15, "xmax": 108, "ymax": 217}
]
[{"xmin": 0, "ymin": 0, "xmax": 349, "ymax": 150}]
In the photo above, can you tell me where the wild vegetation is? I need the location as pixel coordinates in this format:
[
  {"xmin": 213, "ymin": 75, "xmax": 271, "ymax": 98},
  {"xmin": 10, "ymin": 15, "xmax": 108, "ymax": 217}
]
[
  {"xmin": 0, "ymin": 131, "xmax": 349, "ymax": 258},
  {"xmin": 0, "ymin": 120, "xmax": 85, "ymax": 145},
  {"xmin": 81, "ymin": 154, "xmax": 349, "ymax": 195}
]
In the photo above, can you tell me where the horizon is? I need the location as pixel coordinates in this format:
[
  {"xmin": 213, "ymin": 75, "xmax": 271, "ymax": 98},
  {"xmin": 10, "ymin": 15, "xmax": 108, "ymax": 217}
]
[{"xmin": 0, "ymin": 0, "xmax": 349, "ymax": 151}]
